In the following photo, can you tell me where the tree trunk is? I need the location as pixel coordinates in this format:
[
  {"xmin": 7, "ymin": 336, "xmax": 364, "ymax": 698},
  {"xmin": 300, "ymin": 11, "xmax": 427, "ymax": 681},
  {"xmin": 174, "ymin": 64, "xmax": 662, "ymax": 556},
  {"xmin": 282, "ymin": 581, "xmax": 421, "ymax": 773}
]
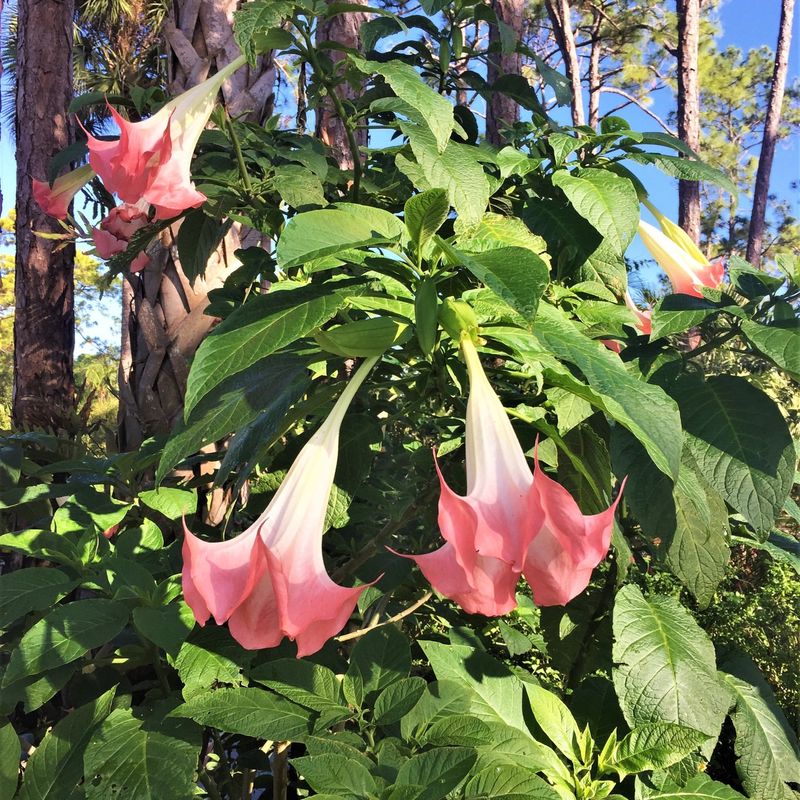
[
  {"xmin": 545, "ymin": 0, "xmax": 585, "ymax": 126},
  {"xmin": 315, "ymin": 1, "xmax": 370, "ymax": 169},
  {"xmin": 676, "ymin": 0, "xmax": 701, "ymax": 243},
  {"xmin": 745, "ymin": 0, "xmax": 795, "ymax": 266},
  {"xmin": 587, "ymin": 10, "xmax": 602, "ymax": 129},
  {"xmin": 118, "ymin": 0, "xmax": 276, "ymax": 455},
  {"xmin": 13, "ymin": 0, "xmax": 76, "ymax": 431},
  {"xmin": 486, "ymin": 0, "xmax": 524, "ymax": 145}
]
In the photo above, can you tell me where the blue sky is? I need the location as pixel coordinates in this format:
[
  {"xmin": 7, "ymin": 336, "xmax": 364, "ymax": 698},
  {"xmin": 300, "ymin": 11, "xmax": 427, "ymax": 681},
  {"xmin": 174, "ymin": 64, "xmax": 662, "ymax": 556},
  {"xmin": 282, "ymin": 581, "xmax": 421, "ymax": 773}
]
[{"xmin": 1, "ymin": 0, "xmax": 797, "ymax": 346}]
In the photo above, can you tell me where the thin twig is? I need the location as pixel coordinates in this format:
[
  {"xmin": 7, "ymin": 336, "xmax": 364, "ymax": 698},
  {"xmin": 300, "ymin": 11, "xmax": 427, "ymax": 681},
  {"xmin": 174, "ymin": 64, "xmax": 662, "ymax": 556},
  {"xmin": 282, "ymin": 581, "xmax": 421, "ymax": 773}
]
[
  {"xmin": 335, "ymin": 591, "xmax": 433, "ymax": 643},
  {"xmin": 598, "ymin": 86, "xmax": 675, "ymax": 134}
]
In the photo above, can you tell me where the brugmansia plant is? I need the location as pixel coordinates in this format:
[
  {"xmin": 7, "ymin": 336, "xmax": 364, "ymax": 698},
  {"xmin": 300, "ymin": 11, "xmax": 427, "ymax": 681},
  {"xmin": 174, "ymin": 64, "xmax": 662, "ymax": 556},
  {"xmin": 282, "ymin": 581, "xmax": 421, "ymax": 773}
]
[{"xmin": 2, "ymin": 1, "xmax": 799, "ymax": 799}]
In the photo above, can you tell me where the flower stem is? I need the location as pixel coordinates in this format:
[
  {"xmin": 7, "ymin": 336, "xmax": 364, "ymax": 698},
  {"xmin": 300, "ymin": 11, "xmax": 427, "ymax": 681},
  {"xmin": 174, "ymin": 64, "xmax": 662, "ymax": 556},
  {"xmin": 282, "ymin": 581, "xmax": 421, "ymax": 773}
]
[{"xmin": 225, "ymin": 111, "xmax": 253, "ymax": 193}]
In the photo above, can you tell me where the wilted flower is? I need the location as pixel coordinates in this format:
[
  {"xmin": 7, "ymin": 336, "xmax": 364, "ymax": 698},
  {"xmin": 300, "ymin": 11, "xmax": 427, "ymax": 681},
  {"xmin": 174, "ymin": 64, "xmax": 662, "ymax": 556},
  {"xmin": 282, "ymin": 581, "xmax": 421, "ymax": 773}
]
[
  {"xmin": 182, "ymin": 357, "xmax": 378, "ymax": 657},
  {"xmin": 638, "ymin": 218, "xmax": 723, "ymax": 297},
  {"xmin": 84, "ymin": 55, "xmax": 246, "ymax": 220},
  {"xmin": 32, "ymin": 164, "xmax": 95, "ymax": 220},
  {"xmin": 92, "ymin": 201, "xmax": 150, "ymax": 272},
  {"xmin": 397, "ymin": 334, "xmax": 623, "ymax": 613}
]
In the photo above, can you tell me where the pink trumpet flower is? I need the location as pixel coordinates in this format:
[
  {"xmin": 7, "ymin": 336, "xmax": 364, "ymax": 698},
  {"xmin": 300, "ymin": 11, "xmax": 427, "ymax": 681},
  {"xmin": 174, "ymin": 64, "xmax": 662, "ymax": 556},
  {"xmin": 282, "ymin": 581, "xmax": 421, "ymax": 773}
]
[
  {"xmin": 182, "ymin": 357, "xmax": 378, "ymax": 657},
  {"xmin": 32, "ymin": 164, "xmax": 95, "ymax": 220},
  {"xmin": 523, "ymin": 452, "xmax": 625, "ymax": 606},
  {"xmin": 625, "ymin": 290, "xmax": 652, "ymax": 336},
  {"xmin": 638, "ymin": 219, "xmax": 723, "ymax": 298},
  {"xmin": 92, "ymin": 201, "xmax": 151, "ymax": 272},
  {"xmin": 396, "ymin": 334, "xmax": 624, "ymax": 614},
  {"xmin": 84, "ymin": 55, "xmax": 246, "ymax": 220}
]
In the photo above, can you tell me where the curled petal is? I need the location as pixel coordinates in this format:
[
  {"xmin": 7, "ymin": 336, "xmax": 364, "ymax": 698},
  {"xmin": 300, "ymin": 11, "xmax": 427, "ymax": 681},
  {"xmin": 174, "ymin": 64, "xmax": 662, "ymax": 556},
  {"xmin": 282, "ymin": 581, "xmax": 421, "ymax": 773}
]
[
  {"xmin": 624, "ymin": 290, "xmax": 652, "ymax": 336},
  {"xmin": 92, "ymin": 227, "xmax": 126, "ymax": 259}
]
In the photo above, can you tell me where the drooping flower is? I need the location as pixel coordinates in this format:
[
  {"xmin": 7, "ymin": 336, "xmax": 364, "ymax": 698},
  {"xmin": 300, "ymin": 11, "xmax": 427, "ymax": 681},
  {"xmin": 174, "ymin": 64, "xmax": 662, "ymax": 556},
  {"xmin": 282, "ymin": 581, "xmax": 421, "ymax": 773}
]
[
  {"xmin": 84, "ymin": 55, "xmax": 246, "ymax": 220},
  {"xmin": 393, "ymin": 334, "xmax": 538, "ymax": 616},
  {"xmin": 92, "ymin": 201, "xmax": 151, "ymax": 272},
  {"xmin": 523, "ymin": 451, "xmax": 625, "ymax": 606},
  {"xmin": 182, "ymin": 357, "xmax": 378, "ymax": 657},
  {"xmin": 624, "ymin": 289, "xmax": 652, "ymax": 335},
  {"xmin": 32, "ymin": 164, "xmax": 95, "ymax": 220},
  {"xmin": 396, "ymin": 334, "xmax": 625, "ymax": 614},
  {"xmin": 638, "ymin": 218, "xmax": 724, "ymax": 298}
]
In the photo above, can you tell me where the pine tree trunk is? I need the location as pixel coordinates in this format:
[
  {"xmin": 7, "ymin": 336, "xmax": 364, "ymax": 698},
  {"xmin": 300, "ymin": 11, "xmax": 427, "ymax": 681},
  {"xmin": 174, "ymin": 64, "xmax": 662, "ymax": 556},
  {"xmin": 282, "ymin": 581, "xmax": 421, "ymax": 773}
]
[
  {"xmin": 676, "ymin": 0, "xmax": 701, "ymax": 243},
  {"xmin": 118, "ymin": 0, "xmax": 276, "ymax": 454},
  {"xmin": 314, "ymin": 0, "xmax": 370, "ymax": 169},
  {"xmin": 545, "ymin": 0, "xmax": 585, "ymax": 126},
  {"xmin": 587, "ymin": 10, "xmax": 602, "ymax": 129},
  {"xmin": 486, "ymin": 0, "xmax": 524, "ymax": 145},
  {"xmin": 13, "ymin": 0, "xmax": 76, "ymax": 431},
  {"xmin": 745, "ymin": 0, "xmax": 795, "ymax": 267}
]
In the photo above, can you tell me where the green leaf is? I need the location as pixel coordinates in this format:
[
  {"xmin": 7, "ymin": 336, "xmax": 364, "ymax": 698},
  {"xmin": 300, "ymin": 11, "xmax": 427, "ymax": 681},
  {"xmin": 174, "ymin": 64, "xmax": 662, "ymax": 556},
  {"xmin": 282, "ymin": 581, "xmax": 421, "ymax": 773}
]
[
  {"xmin": 533, "ymin": 55, "xmax": 572, "ymax": 105},
  {"xmin": 277, "ymin": 205, "xmax": 403, "ymax": 269},
  {"xmin": 173, "ymin": 627, "xmax": 249, "ymax": 700},
  {"xmin": 292, "ymin": 754, "xmax": 378, "ymax": 798},
  {"xmin": 185, "ymin": 283, "xmax": 349, "ymax": 415},
  {"xmin": 646, "ymin": 775, "xmax": 747, "ymax": 799},
  {"xmin": 398, "ymin": 122, "xmax": 489, "ymax": 229},
  {"xmin": 0, "ymin": 529, "xmax": 80, "ymax": 566},
  {"xmin": 552, "ymin": 169, "xmax": 639, "ymax": 256},
  {"xmin": 3, "ymin": 600, "xmax": 129, "ymax": 687},
  {"xmin": 138, "ymin": 488, "xmax": 196, "ymax": 520},
  {"xmin": 612, "ymin": 586, "xmax": 731, "ymax": 741},
  {"xmin": 156, "ymin": 354, "xmax": 309, "ymax": 483},
  {"xmin": 523, "ymin": 684, "xmax": 581, "ymax": 763},
  {"xmin": 420, "ymin": 642, "xmax": 531, "ymax": 736},
  {"xmin": 0, "ymin": 722, "xmax": 19, "ymax": 799},
  {"xmin": 83, "ymin": 708, "xmax": 200, "ymax": 800},
  {"xmin": 18, "ymin": 687, "xmax": 115, "ymax": 800},
  {"xmin": 132, "ymin": 602, "xmax": 195, "ymax": 657},
  {"xmin": 727, "ymin": 255, "xmax": 785, "ymax": 297},
  {"xmin": 650, "ymin": 293, "xmax": 737, "ymax": 339},
  {"xmin": 611, "ymin": 429, "xmax": 730, "ymax": 606},
  {"xmin": 405, "ymin": 189, "xmax": 450, "ymax": 249},
  {"xmin": 233, "ymin": 0, "xmax": 293, "ymax": 64},
  {"xmin": 604, "ymin": 723, "xmax": 709, "ymax": 778},
  {"xmin": 422, "ymin": 715, "xmax": 492, "ymax": 748},
  {"xmin": 374, "ymin": 677, "xmax": 427, "ymax": 726},
  {"xmin": 719, "ymin": 655, "xmax": 800, "ymax": 800},
  {"xmin": 415, "ymin": 278, "xmax": 439, "ymax": 356},
  {"xmin": 400, "ymin": 680, "xmax": 473, "ymax": 741},
  {"xmin": 344, "ymin": 625, "xmax": 410, "ymax": 706},
  {"xmin": 171, "ymin": 686, "xmax": 313, "ymax": 740},
  {"xmin": 460, "ymin": 213, "xmax": 548, "ymax": 257},
  {"xmin": 670, "ymin": 374, "xmax": 795, "ymax": 532},
  {"xmin": 464, "ymin": 765, "xmax": 559, "ymax": 799},
  {"xmin": 0, "ymin": 483, "xmax": 73, "ymax": 511},
  {"xmin": 0, "ymin": 568, "xmax": 78, "ymax": 629},
  {"xmin": 741, "ymin": 319, "xmax": 800, "ymax": 377},
  {"xmin": 636, "ymin": 153, "xmax": 738, "ymax": 196},
  {"xmin": 315, "ymin": 316, "xmax": 407, "ymax": 357},
  {"xmin": 395, "ymin": 747, "xmax": 476, "ymax": 800},
  {"xmin": 0, "ymin": 665, "xmax": 76, "ymax": 715},
  {"xmin": 176, "ymin": 210, "xmax": 232, "ymax": 282},
  {"xmin": 439, "ymin": 240, "xmax": 549, "ymax": 324},
  {"xmin": 354, "ymin": 57, "xmax": 454, "ymax": 151},
  {"xmin": 272, "ymin": 163, "xmax": 327, "ymax": 208}
]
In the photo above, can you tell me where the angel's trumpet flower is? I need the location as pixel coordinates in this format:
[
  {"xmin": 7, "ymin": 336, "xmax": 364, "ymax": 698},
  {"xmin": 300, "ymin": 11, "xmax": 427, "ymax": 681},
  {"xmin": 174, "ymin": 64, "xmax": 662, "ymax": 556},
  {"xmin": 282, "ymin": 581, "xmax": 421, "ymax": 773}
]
[
  {"xmin": 92, "ymin": 201, "xmax": 150, "ymax": 272},
  {"xmin": 32, "ymin": 164, "xmax": 95, "ymax": 220},
  {"xmin": 182, "ymin": 357, "xmax": 378, "ymax": 657}
]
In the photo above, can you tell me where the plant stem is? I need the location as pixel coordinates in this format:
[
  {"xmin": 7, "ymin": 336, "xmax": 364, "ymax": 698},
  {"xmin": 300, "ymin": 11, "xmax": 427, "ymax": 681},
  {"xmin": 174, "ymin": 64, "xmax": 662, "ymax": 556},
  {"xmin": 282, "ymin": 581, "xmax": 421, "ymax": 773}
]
[{"xmin": 225, "ymin": 112, "xmax": 253, "ymax": 193}]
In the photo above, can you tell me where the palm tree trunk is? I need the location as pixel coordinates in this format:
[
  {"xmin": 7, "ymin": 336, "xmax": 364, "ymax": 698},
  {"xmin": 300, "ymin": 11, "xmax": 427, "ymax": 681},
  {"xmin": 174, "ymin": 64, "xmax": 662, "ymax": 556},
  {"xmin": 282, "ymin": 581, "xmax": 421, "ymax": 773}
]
[
  {"xmin": 676, "ymin": 0, "xmax": 701, "ymax": 243},
  {"xmin": 13, "ymin": 0, "xmax": 76, "ymax": 431},
  {"xmin": 745, "ymin": 0, "xmax": 795, "ymax": 267},
  {"xmin": 118, "ymin": 0, "xmax": 276, "ymax": 453},
  {"xmin": 486, "ymin": 0, "xmax": 524, "ymax": 145}
]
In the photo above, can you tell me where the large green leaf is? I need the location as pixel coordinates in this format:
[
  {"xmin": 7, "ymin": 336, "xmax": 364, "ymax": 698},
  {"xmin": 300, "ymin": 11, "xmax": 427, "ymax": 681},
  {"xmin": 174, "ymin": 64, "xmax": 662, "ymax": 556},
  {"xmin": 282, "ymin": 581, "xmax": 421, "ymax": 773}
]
[
  {"xmin": 404, "ymin": 189, "xmax": 450, "ymax": 250},
  {"xmin": 650, "ymin": 292, "xmax": 738, "ymax": 339},
  {"xmin": 523, "ymin": 684, "xmax": 580, "ymax": 763},
  {"xmin": 0, "ymin": 568, "xmax": 78, "ymax": 629},
  {"xmin": 669, "ymin": 374, "xmax": 795, "ymax": 532},
  {"xmin": 612, "ymin": 586, "xmax": 731, "ymax": 741},
  {"xmin": 3, "ymin": 600, "xmax": 129, "ymax": 686},
  {"xmin": 398, "ymin": 122, "xmax": 489, "ymax": 229},
  {"xmin": 603, "ymin": 723, "xmax": 709, "ymax": 778},
  {"xmin": 395, "ymin": 747, "xmax": 476, "ymax": 800},
  {"xmin": 276, "ymin": 205, "xmax": 403, "ymax": 269},
  {"xmin": 184, "ymin": 283, "xmax": 349, "ymax": 416},
  {"xmin": 233, "ymin": 0, "xmax": 293, "ymax": 64},
  {"xmin": 741, "ymin": 319, "xmax": 800, "ymax": 377},
  {"xmin": 439, "ymin": 240, "xmax": 549, "ymax": 324},
  {"xmin": 344, "ymin": 625, "xmax": 410, "ymax": 706},
  {"xmin": 646, "ymin": 775, "xmax": 747, "ymax": 799},
  {"xmin": 171, "ymin": 687, "xmax": 313, "ymax": 740},
  {"xmin": 156, "ymin": 353, "xmax": 309, "ymax": 482},
  {"xmin": 83, "ymin": 708, "xmax": 200, "ymax": 800},
  {"xmin": 292, "ymin": 754, "xmax": 378, "ymax": 799},
  {"xmin": 0, "ymin": 529, "xmax": 80, "ymax": 567},
  {"xmin": 464, "ymin": 765, "xmax": 559, "ymax": 799},
  {"xmin": 354, "ymin": 57, "xmax": 454, "ymax": 151},
  {"xmin": 173, "ymin": 627, "xmax": 250, "ymax": 700},
  {"xmin": 373, "ymin": 677, "xmax": 427, "ymax": 726},
  {"xmin": 18, "ymin": 688, "xmax": 115, "ymax": 800},
  {"xmin": 719, "ymin": 655, "xmax": 800, "ymax": 800},
  {"xmin": 0, "ymin": 722, "xmax": 19, "ymax": 799},
  {"xmin": 611, "ymin": 429, "xmax": 730, "ymax": 606}
]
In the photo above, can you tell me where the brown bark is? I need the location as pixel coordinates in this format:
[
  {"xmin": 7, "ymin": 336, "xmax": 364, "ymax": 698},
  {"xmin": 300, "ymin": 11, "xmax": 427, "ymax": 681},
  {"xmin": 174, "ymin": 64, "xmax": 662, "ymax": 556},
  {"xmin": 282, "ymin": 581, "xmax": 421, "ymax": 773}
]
[
  {"xmin": 314, "ymin": 1, "xmax": 370, "ymax": 169},
  {"xmin": 486, "ymin": 0, "xmax": 524, "ymax": 145},
  {"xmin": 746, "ymin": 0, "xmax": 795, "ymax": 267},
  {"xmin": 676, "ymin": 0, "xmax": 701, "ymax": 243},
  {"xmin": 545, "ymin": 0, "xmax": 585, "ymax": 126},
  {"xmin": 588, "ymin": 10, "xmax": 602, "ymax": 129},
  {"xmin": 118, "ymin": 0, "xmax": 276, "ymax": 452},
  {"xmin": 13, "ymin": 0, "xmax": 76, "ymax": 431}
]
